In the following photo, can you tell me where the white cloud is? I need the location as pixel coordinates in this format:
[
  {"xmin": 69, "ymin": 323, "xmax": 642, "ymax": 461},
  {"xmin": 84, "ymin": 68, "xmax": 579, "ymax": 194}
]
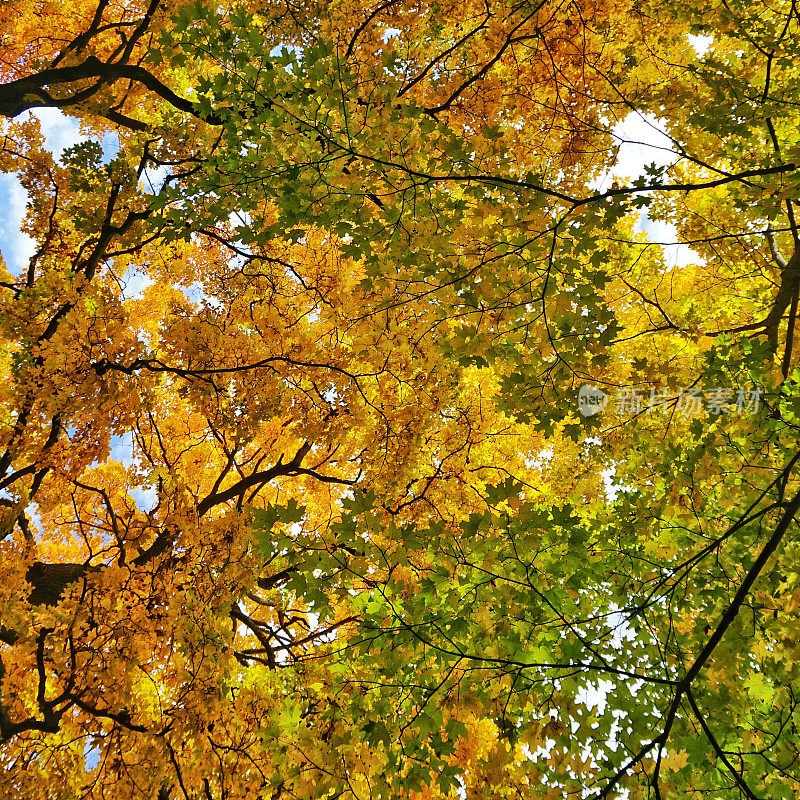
[
  {"xmin": 636, "ymin": 216, "xmax": 701, "ymax": 269},
  {"xmin": 129, "ymin": 485, "xmax": 158, "ymax": 512},
  {"xmin": 687, "ymin": 34, "xmax": 713, "ymax": 57},
  {"xmin": 591, "ymin": 113, "xmax": 703, "ymax": 268},
  {"xmin": 599, "ymin": 113, "xmax": 676, "ymax": 190},
  {"xmin": 109, "ymin": 432, "xmax": 135, "ymax": 463},
  {"xmin": 118, "ymin": 265, "xmax": 155, "ymax": 300},
  {"xmin": 141, "ymin": 165, "xmax": 169, "ymax": 194},
  {"xmin": 31, "ymin": 107, "xmax": 84, "ymax": 163},
  {"xmin": 29, "ymin": 108, "xmax": 118, "ymax": 164}
]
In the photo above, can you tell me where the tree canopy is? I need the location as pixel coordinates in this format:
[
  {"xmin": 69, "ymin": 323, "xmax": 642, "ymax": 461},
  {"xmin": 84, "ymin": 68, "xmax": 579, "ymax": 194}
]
[{"xmin": 1, "ymin": 0, "xmax": 800, "ymax": 797}]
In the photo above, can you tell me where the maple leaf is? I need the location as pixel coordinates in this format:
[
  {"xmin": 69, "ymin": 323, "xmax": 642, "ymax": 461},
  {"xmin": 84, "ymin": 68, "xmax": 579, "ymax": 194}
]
[{"xmin": 1, "ymin": 1, "xmax": 800, "ymax": 799}]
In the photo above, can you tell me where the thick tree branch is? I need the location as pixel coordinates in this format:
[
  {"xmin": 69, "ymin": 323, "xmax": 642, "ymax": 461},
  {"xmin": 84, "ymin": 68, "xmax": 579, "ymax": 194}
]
[
  {"xmin": 764, "ymin": 247, "xmax": 800, "ymax": 354},
  {"xmin": 0, "ymin": 56, "xmax": 222, "ymax": 124},
  {"xmin": 197, "ymin": 443, "xmax": 312, "ymax": 515}
]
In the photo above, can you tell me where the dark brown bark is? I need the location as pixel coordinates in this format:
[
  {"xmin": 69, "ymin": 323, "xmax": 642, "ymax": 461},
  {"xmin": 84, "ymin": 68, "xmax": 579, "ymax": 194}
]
[
  {"xmin": 766, "ymin": 246, "xmax": 800, "ymax": 354},
  {"xmin": 25, "ymin": 561, "xmax": 99, "ymax": 606},
  {"xmin": 0, "ymin": 56, "xmax": 221, "ymax": 124}
]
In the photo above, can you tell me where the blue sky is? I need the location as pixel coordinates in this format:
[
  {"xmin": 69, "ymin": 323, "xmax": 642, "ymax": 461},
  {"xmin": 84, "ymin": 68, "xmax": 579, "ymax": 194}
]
[
  {"xmin": 1, "ymin": 32, "xmax": 714, "ymax": 277},
  {"xmin": 0, "ymin": 109, "xmax": 119, "ymax": 276}
]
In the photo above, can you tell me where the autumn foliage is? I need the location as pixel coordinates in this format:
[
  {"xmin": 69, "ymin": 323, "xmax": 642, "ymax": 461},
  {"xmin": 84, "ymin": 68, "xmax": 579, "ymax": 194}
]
[{"xmin": 1, "ymin": 0, "xmax": 800, "ymax": 798}]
